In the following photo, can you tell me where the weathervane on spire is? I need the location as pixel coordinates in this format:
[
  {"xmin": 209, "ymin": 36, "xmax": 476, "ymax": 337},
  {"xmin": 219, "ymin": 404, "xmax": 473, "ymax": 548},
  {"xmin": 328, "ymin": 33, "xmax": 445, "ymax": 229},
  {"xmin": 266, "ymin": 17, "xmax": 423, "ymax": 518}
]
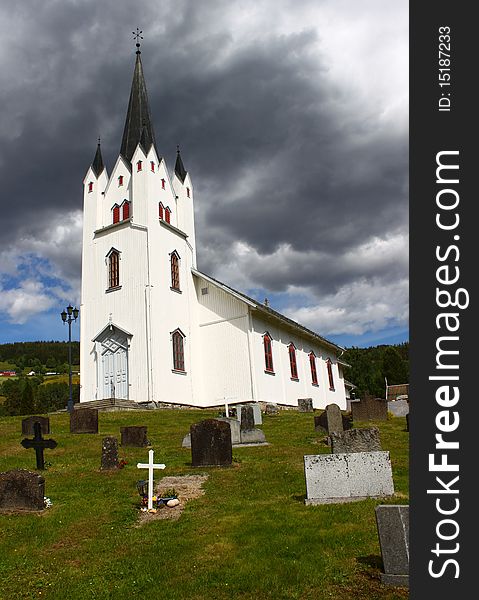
[{"xmin": 133, "ymin": 27, "xmax": 143, "ymax": 52}]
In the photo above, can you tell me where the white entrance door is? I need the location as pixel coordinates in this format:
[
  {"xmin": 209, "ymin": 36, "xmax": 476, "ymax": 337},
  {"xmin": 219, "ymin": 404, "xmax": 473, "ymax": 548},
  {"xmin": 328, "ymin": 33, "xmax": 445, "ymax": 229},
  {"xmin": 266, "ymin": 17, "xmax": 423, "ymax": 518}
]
[{"xmin": 102, "ymin": 346, "xmax": 128, "ymax": 399}]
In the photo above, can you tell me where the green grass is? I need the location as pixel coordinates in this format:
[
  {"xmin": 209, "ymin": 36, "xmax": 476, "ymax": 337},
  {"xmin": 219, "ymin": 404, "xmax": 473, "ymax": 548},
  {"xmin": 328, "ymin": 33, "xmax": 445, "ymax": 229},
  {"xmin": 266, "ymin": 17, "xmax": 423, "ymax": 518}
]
[{"xmin": 0, "ymin": 411, "xmax": 409, "ymax": 600}]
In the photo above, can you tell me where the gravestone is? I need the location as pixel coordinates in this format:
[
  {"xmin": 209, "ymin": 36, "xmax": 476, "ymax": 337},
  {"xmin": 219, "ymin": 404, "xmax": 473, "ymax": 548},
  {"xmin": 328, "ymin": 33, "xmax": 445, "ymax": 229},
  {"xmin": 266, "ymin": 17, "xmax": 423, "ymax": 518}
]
[
  {"xmin": 240, "ymin": 406, "xmax": 255, "ymax": 431},
  {"xmin": 265, "ymin": 403, "xmax": 279, "ymax": 415},
  {"xmin": 21, "ymin": 416, "xmax": 50, "ymax": 435},
  {"xmin": 190, "ymin": 419, "xmax": 232, "ymax": 467},
  {"xmin": 217, "ymin": 418, "xmax": 241, "ymax": 444},
  {"xmin": 351, "ymin": 395, "xmax": 388, "ymax": 421},
  {"xmin": 298, "ymin": 398, "xmax": 313, "ymax": 412},
  {"xmin": 137, "ymin": 449, "xmax": 166, "ymax": 510},
  {"xmin": 314, "ymin": 405, "xmax": 352, "ymax": 434},
  {"xmin": 21, "ymin": 422, "xmax": 57, "ymax": 469},
  {"xmin": 303, "ymin": 452, "xmax": 394, "ymax": 504},
  {"xmin": 329, "ymin": 427, "xmax": 382, "ymax": 453},
  {"xmin": 70, "ymin": 408, "xmax": 98, "ymax": 433},
  {"xmin": 237, "ymin": 404, "xmax": 262, "ymax": 426},
  {"xmin": 101, "ymin": 436, "xmax": 119, "ymax": 470},
  {"xmin": 120, "ymin": 426, "xmax": 148, "ymax": 447},
  {"xmin": 0, "ymin": 469, "xmax": 45, "ymax": 512},
  {"xmin": 387, "ymin": 398, "xmax": 409, "ymax": 417},
  {"xmin": 375, "ymin": 505, "xmax": 409, "ymax": 587}
]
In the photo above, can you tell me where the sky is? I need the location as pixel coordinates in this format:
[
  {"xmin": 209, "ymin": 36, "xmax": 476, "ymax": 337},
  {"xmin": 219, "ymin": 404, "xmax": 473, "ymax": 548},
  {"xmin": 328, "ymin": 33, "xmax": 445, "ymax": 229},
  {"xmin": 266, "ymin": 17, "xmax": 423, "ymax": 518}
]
[{"xmin": 0, "ymin": 0, "xmax": 408, "ymax": 349}]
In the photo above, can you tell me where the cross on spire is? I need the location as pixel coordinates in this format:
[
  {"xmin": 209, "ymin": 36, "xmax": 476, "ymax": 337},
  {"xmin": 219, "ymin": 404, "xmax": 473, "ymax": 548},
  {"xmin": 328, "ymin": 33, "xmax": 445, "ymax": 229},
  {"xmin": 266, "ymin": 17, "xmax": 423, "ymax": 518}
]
[
  {"xmin": 21, "ymin": 422, "xmax": 57, "ymax": 470},
  {"xmin": 133, "ymin": 28, "xmax": 143, "ymax": 52}
]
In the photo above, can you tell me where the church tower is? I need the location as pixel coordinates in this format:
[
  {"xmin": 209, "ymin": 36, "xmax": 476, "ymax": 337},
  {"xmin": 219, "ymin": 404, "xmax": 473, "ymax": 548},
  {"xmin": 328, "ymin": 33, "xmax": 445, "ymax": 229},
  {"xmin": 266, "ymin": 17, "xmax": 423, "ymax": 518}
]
[{"xmin": 80, "ymin": 43, "xmax": 199, "ymax": 405}]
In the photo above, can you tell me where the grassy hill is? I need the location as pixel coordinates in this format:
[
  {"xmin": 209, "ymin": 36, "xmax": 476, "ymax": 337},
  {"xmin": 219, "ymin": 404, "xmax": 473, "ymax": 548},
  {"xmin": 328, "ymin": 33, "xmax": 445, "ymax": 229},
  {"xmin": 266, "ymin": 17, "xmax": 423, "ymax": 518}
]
[{"xmin": 0, "ymin": 409, "xmax": 408, "ymax": 600}]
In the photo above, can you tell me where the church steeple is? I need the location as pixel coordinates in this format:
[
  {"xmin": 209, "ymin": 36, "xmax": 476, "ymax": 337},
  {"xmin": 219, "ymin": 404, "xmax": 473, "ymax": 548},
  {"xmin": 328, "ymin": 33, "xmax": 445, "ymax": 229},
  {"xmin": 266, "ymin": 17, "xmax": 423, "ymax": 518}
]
[
  {"xmin": 174, "ymin": 145, "xmax": 187, "ymax": 183},
  {"xmin": 91, "ymin": 138, "xmax": 105, "ymax": 177},
  {"xmin": 120, "ymin": 43, "xmax": 157, "ymax": 163}
]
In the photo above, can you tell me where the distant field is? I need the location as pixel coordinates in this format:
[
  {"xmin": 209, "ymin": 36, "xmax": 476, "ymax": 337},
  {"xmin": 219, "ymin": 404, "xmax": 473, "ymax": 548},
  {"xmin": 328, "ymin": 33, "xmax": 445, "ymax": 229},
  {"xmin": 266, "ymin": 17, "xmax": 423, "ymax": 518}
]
[{"xmin": 0, "ymin": 410, "xmax": 409, "ymax": 600}]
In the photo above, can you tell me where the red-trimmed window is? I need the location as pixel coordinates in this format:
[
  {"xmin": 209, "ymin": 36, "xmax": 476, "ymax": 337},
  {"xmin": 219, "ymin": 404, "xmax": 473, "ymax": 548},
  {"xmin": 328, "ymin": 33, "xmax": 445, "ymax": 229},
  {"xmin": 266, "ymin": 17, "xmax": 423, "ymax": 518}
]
[
  {"xmin": 137, "ymin": 160, "xmax": 142, "ymax": 172},
  {"xmin": 309, "ymin": 352, "xmax": 318, "ymax": 385},
  {"xmin": 288, "ymin": 343, "xmax": 298, "ymax": 379},
  {"xmin": 327, "ymin": 359, "xmax": 335, "ymax": 391},
  {"xmin": 165, "ymin": 207, "xmax": 171, "ymax": 224},
  {"xmin": 172, "ymin": 330, "xmax": 185, "ymax": 371},
  {"xmin": 118, "ymin": 175, "xmax": 124, "ymax": 186},
  {"xmin": 187, "ymin": 187, "xmax": 190, "ymax": 198},
  {"xmin": 171, "ymin": 252, "xmax": 180, "ymax": 290},
  {"xmin": 161, "ymin": 178, "xmax": 166, "ymax": 190},
  {"xmin": 112, "ymin": 205, "xmax": 120, "ymax": 224},
  {"xmin": 108, "ymin": 250, "xmax": 120, "ymax": 289},
  {"xmin": 122, "ymin": 201, "xmax": 130, "ymax": 220},
  {"xmin": 263, "ymin": 333, "xmax": 274, "ymax": 373},
  {"xmin": 150, "ymin": 161, "xmax": 155, "ymax": 172},
  {"xmin": 88, "ymin": 182, "xmax": 93, "ymax": 193},
  {"xmin": 159, "ymin": 203, "xmax": 164, "ymax": 220}
]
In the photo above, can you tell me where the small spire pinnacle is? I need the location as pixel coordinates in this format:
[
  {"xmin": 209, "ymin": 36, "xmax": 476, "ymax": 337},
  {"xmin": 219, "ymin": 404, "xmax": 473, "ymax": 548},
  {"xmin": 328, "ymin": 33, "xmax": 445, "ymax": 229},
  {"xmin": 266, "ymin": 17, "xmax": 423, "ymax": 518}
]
[
  {"xmin": 133, "ymin": 28, "xmax": 143, "ymax": 53},
  {"xmin": 92, "ymin": 137, "xmax": 105, "ymax": 177},
  {"xmin": 175, "ymin": 145, "xmax": 187, "ymax": 183}
]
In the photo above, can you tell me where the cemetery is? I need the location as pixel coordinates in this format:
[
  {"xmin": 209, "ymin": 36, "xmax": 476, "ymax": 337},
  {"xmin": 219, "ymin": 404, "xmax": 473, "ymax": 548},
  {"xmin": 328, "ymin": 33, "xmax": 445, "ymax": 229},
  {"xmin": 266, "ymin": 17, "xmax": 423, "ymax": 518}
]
[{"xmin": 0, "ymin": 407, "xmax": 409, "ymax": 599}]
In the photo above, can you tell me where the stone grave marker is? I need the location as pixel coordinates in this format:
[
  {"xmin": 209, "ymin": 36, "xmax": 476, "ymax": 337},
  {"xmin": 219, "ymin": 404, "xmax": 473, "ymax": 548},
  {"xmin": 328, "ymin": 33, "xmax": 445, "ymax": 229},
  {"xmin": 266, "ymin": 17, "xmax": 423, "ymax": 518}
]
[
  {"xmin": 240, "ymin": 406, "xmax": 255, "ymax": 431},
  {"xmin": 190, "ymin": 419, "xmax": 232, "ymax": 467},
  {"xmin": 120, "ymin": 426, "xmax": 148, "ymax": 447},
  {"xmin": 314, "ymin": 404, "xmax": 352, "ymax": 434},
  {"xmin": 101, "ymin": 436, "xmax": 120, "ymax": 470},
  {"xmin": 387, "ymin": 398, "xmax": 409, "ymax": 417},
  {"xmin": 375, "ymin": 505, "xmax": 409, "ymax": 587},
  {"xmin": 303, "ymin": 452, "xmax": 394, "ymax": 504},
  {"xmin": 329, "ymin": 427, "xmax": 382, "ymax": 453},
  {"xmin": 136, "ymin": 449, "xmax": 166, "ymax": 510},
  {"xmin": 70, "ymin": 408, "xmax": 98, "ymax": 433},
  {"xmin": 298, "ymin": 398, "xmax": 313, "ymax": 412},
  {"xmin": 265, "ymin": 403, "xmax": 279, "ymax": 415},
  {"xmin": 351, "ymin": 395, "xmax": 388, "ymax": 421},
  {"xmin": 0, "ymin": 469, "xmax": 46, "ymax": 512},
  {"xmin": 21, "ymin": 416, "xmax": 50, "ymax": 435},
  {"xmin": 21, "ymin": 422, "xmax": 57, "ymax": 470},
  {"xmin": 237, "ymin": 404, "xmax": 262, "ymax": 425}
]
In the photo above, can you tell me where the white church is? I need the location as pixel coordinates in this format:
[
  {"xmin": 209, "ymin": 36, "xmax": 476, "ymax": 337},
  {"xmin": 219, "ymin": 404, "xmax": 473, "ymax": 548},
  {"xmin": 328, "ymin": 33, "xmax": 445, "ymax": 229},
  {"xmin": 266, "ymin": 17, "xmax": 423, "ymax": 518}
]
[{"xmin": 79, "ymin": 45, "xmax": 349, "ymax": 411}]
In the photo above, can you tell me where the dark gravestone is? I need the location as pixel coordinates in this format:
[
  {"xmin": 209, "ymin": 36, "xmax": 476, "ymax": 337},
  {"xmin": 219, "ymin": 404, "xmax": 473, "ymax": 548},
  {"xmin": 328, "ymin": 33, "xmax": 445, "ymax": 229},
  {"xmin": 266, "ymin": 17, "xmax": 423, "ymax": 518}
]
[
  {"xmin": 329, "ymin": 427, "xmax": 382, "ymax": 453},
  {"xmin": 240, "ymin": 406, "xmax": 255, "ymax": 431},
  {"xmin": 22, "ymin": 416, "xmax": 50, "ymax": 435},
  {"xmin": 315, "ymin": 404, "xmax": 352, "ymax": 434},
  {"xmin": 21, "ymin": 422, "xmax": 57, "ymax": 470},
  {"xmin": 0, "ymin": 469, "xmax": 45, "ymax": 512},
  {"xmin": 120, "ymin": 426, "xmax": 148, "ymax": 447},
  {"xmin": 375, "ymin": 505, "xmax": 409, "ymax": 587},
  {"xmin": 101, "ymin": 437, "xmax": 119, "ymax": 470},
  {"xmin": 351, "ymin": 395, "xmax": 388, "ymax": 422},
  {"xmin": 190, "ymin": 419, "xmax": 232, "ymax": 467},
  {"xmin": 70, "ymin": 408, "xmax": 98, "ymax": 433},
  {"xmin": 298, "ymin": 398, "xmax": 313, "ymax": 412}
]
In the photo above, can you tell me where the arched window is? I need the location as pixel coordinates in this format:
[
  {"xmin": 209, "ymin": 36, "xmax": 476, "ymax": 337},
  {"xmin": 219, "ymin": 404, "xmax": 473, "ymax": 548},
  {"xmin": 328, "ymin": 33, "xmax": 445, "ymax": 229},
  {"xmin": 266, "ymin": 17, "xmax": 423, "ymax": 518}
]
[
  {"xmin": 112, "ymin": 204, "xmax": 120, "ymax": 224},
  {"xmin": 288, "ymin": 343, "xmax": 298, "ymax": 380},
  {"xmin": 161, "ymin": 178, "xmax": 166, "ymax": 190},
  {"xmin": 309, "ymin": 352, "xmax": 318, "ymax": 385},
  {"xmin": 159, "ymin": 203, "xmax": 164, "ymax": 220},
  {"xmin": 122, "ymin": 201, "xmax": 130, "ymax": 220},
  {"xmin": 172, "ymin": 329, "xmax": 185, "ymax": 372},
  {"xmin": 88, "ymin": 182, "xmax": 93, "ymax": 193},
  {"xmin": 150, "ymin": 161, "xmax": 155, "ymax": 172},
  {"xmin": 165, "ymin": 207, "xmax": 171, "ymax": 224},
  {"xmin": 107, "ymin": 249, "xmax": 120, "ymax": 289},
  {"xmin": 187, "ymin": 187, "xmax": 190, "ymax": 198},
  {"xmin": 137, "ymin": 160, "xmax": 142, "ymax": 172},
  {"xmin": 170, "ymin": 252, "xmax": 180, "ymax": 291},
  {"xmin": 263, "ymin": 333, "xmax": 274, "ymax": 373},
  {"xmin": 327, "ymin": 359, "xmax": 335, "ymax": 391},
  {"xmin": 118, "ymin": 175, "xmax": 124, "ymax": 186}
]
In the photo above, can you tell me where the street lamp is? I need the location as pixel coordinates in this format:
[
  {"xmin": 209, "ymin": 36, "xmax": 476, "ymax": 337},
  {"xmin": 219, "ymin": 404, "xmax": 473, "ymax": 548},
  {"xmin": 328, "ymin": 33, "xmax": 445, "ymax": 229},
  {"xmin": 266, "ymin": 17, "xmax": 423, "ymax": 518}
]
[{"xmin": 61, "ymin": 304, "xmax": 79, "ymax": 413}]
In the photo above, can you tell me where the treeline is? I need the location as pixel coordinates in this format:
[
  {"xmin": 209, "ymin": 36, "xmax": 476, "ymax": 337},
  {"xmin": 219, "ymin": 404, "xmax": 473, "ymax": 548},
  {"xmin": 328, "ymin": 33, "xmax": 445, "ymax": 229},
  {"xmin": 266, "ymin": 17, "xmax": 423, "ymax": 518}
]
[
  {"xmin": 342, "ymin": 342, "xmax": 409, "ymax": 399},
  {"xmin": 0, "ymin": 341, "xmax": 80, "ymax": 371},
  {"xmin": 0, "ymin": 377, "xmax": 79, "ymax": 416}
]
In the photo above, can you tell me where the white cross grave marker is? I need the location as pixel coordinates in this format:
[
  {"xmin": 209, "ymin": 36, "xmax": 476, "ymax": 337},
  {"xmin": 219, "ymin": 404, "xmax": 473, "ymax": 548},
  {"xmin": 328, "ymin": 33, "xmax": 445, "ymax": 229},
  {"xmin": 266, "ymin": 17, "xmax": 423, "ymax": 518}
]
[{"xmin": 137, "ymin": 449, "xmax": 166, "ymax": 510}]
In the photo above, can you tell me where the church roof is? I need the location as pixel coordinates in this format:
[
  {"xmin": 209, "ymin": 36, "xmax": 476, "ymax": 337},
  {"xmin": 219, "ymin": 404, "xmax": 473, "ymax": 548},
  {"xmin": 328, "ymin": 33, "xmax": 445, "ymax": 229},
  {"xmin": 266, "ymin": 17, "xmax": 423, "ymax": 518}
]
[
  {"xmin": 174, "ymin": 146, "xmax": 188, "ymax": 183},
  {"xmin": 192, "ymin": 269, "xmax": 345, "ymax": 354},
  {"xmin": 120, "ymin": 50, "xmax": 157, "ymax": 162},
  {"xmin": 91, "ymin": 140, "xmax": 105, "ymax": 177}
]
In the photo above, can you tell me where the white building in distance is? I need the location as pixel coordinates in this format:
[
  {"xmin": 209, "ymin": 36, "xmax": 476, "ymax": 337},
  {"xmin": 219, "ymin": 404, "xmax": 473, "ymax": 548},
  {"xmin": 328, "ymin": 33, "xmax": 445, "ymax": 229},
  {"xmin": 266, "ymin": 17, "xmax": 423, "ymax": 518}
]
[{"xmin": 79, "ymin": 46, "xmax": 348, "ymax": 410}]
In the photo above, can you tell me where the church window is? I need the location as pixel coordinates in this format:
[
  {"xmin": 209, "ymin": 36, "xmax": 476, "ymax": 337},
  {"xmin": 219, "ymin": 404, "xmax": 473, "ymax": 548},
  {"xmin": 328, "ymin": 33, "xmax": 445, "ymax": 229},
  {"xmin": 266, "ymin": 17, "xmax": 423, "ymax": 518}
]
[
  {"xmin": 161, "ymin": 178, "xmax": 166, "ymax": 189},
  {"xmin": 172, "ymin": 330, "xmax": 185, "ymax": 372},
  {"xmin": 159, "ymin": 203, "xmax": 164, "ymax": 220},
  {"xmin": 309, "ymin": 352, "xmax": 318, "ymax": 385},
  {"xmin": 107, "ymin": 250, "xmax": 120, "ymax": 289},
  {"xmin": 288, "ymin": 343, "xmax": 299, "ymax": 380},
  {"xmin": 112, "ymin": 204, "xmax": 120, "ymax": 224},
  {"xmin": 137, "ymin": 160, "xmax": 142, "ymax": 172},
  {"xmin": 327, "ymin": 359, "xmax": 335, "ymax": 391},
  {"xmin": 88, "ymin": 182, "xmax": 93, "ymax": 193},
  {"xmin": 118, "ymin": 175, "xmax": 124, "ymax": 186},
  {"xmin": 150, "ymin": 161, "xmax": 155, "ymax": 172},
  {"xmin": 122, "ymin": 201, "xmax": 130, "ymax": 220},
  {"xmin": 165, "ymin": 207, "xmax": 171, "ymax": 224},
  {"xmin": 263, "ymin": 333, "xmax": 274, "ymax": 373},
  {"xmin": 187, "ymin": 187, "xmax": 190, "ymax": 198},
  {"xmin": 170, "ymin": 252, "xmax": 180, "ymax": 291}
]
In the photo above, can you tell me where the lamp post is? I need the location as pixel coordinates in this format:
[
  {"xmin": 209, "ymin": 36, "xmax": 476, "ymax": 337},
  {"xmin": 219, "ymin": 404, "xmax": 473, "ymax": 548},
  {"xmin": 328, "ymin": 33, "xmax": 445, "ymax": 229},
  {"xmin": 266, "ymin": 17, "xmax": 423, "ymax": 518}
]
[{"xmin": 61, "ymin": 304, "xmax": 79, "ymax": 413}]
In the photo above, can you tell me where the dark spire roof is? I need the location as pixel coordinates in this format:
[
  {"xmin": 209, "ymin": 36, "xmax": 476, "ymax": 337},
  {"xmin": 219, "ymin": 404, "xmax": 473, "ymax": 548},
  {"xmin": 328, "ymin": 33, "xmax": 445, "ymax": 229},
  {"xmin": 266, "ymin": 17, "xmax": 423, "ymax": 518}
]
[
  {"xmin": 120, "ymin": 50, "xmax": 157, "ymax": 162},
  {"xmin": 92, "ymin": 138, "xmax": 105, "ymax": 177},
  {"xmin": 174, "ymin": 145, "xmax": 187, "ymax": 183}
]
